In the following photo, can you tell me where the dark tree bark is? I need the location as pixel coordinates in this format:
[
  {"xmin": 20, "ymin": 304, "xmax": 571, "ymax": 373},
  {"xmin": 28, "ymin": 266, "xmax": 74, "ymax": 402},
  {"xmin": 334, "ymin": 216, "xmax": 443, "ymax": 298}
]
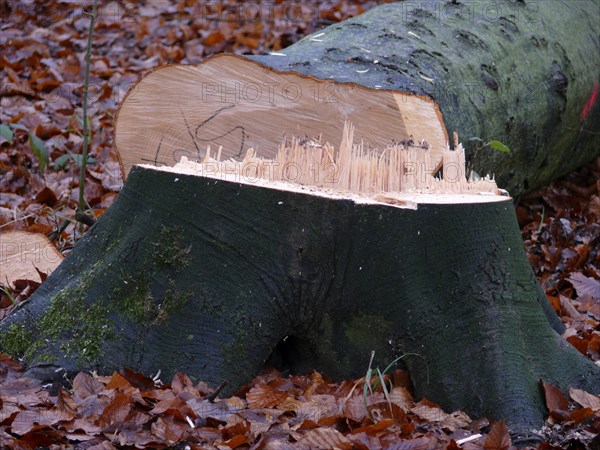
[
  {"xmin": 1, "ymin": 166, "xmax": 598, "ymax": 439},
  {"xmin": 250, "ymin": 0, "xmax": 600, "ymax": 195}
]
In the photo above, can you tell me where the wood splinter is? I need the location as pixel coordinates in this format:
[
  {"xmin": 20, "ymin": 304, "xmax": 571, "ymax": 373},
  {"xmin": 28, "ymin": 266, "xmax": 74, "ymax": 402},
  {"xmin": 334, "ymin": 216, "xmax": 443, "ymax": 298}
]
[{"xmin": 163, "ymin": 122, "xmax": 502, "ymax": 207}]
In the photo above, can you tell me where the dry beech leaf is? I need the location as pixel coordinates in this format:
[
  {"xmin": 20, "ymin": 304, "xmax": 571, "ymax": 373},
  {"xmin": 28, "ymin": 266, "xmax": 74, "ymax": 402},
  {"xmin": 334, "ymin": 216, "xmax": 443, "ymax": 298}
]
[
  {"xmin": 342, "ymin": 394, "xmax": 368, "ymax": 422},
  {"xmin": 559, "ymin": 295, "xmax": 584, "ymax": 320},
  {"xmin": 0, "ymin": 353, "xmax": 24, "ymax": 381},
  {"xmin": 568, "ymin": 272, "xmax": 600, "ymax": 299},
  {"xmin": 346, "ymin": 431, "xmax": 382, "ymax": 449},
  {"xmin": 352, "ymin": 418, "xmax": 395, "ymax": 434},
  {"xmin": 299, "ymin": 427, "xmax": 353, "ymax": 450},
  {"xmin": 588, "ymin": 195, "xmax": 600, "ymax": 217},
  {"xmin": 98, "ymin": 391, "xmax": 132, "ymax": 428},
  {"xmin": 577, "ymin": 296, "xmax": 600, "ymax": 319},
  {"xmin": 150, "ymin": 394, "xmax": 187, "ymax": 416},
  {"xmin": 568, "ymin": 407, "xmax": 596, "ymax": 425},
  {"xmin": 225, "ymin": 396, "xmax": 246, "ymax": 411},
  {"xmin": 541, "ymin": 380, "xmax": 569, "ymax": 411},
  {"xmin": 303, "ymin": 370, "xmax": 325, "ymax": 397},
  {"xmin": 483, "ymin": 420, "xmax": 513, "ymax": 450},
  {"xmin": 57, "ymin": 387, "xmax": 78, "ymax": 414},
  {"xmin": 150, "ymin": 415, "xmax": 188, "ymax": 444},
  {"xmin": 72, "ymin": 372, "xmax": 104, "ymax": 399},
  {"xmin": 410, "ymin": 403, "xmax": 449, "ymax": 422},
  {"xmin": 10, "ymin": 409, "xmax": 74, "ymax": 436},
  {"xmin": 569, "ymin": 387, "xmax": 600, "ymax": 411},
  {"xmin": 119, "ymin": 368, "xmax": 156, "ymax": 391},
  {"xmin": 566, "ymin": 335, "xmax": 588, "ymax": 356},
  {"xmin": 186, "ymin": 398, "xmax": 231, "ymax": 422},
  {"xmin": 442, "ymin": 410, "xmax": 472, "ymax": 431},
  {"xmin": 105, "ymin": 371, "xmax": 132, "ymax": 390},
  {"xmin": 389, "ymin": 386, "xmax": 414, "ymax": 412},
  {"xmin": 246, "ymin": 383, "xmax": 289, "ymax": 408},
  {"xmin": 381, "ymin": 435, "xmax": 432, "ymax": 449},
  {"xmin": 221, "ymin": 433, "xmax": 248, "ymax": 448},
  {"xmin": 34, "ymin": 186, "xmax": 58, "ymax": 206},
  {"xmin": 170, "ymin": 372, "xmax": 197, "ymax": 395},
  {"xmin": 587, "ymin": 333, "xmax": 600, "ymax": 359}
]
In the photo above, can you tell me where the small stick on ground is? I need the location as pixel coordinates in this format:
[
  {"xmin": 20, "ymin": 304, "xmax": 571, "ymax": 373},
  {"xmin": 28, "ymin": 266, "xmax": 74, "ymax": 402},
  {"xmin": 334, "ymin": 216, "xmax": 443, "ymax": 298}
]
[{"xmin": 207, "ymin": 381, "xmax": 227, "ymax": 403}]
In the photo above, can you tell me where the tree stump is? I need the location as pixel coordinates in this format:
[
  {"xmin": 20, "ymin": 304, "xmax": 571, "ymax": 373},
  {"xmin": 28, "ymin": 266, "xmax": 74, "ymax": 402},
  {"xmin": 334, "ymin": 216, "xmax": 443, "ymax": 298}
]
[{"xmin": 1, "ymin": 124, "xmax": 598, "ymax": 437}]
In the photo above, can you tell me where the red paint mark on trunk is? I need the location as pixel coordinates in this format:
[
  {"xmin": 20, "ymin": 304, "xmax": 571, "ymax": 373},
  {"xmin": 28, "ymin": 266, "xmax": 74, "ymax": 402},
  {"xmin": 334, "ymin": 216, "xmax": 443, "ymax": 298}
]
[{"xmin": 582, "ymin": 83, "xmax": 599, "ymax": 121}]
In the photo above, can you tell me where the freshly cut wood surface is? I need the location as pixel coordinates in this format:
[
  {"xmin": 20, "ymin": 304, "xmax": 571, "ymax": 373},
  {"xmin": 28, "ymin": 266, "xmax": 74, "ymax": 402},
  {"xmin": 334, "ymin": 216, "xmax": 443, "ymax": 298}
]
[
  {"xmin": 115, "ymin": 54, "xmax": 448, "ymax": 178},
  {"xmin": 157, "ymin": 122, "xmax": 502, "ymax": 203},
  {"xmin": 0, "ymin": 231, "xmax": 63, "ymax": 288}
]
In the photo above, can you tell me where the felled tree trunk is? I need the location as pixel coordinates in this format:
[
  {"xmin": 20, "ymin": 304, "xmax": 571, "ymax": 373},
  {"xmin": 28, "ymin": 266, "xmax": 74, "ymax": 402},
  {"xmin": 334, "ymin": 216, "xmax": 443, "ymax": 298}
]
[
  {"xmin": 250, "ymin": 0, "xmax": 600, "ymax": 195},
  {"xmin": 1, "ymin": 162, "xmax": 598, "ymax": 437}
]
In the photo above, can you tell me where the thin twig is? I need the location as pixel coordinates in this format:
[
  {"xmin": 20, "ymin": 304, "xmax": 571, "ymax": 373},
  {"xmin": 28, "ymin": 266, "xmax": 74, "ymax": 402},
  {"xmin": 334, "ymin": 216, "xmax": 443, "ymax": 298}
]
[
  {"xmin": 537, "ymin": 205, "xmax": 545, "ymax": 233},
  {"xmin": 75, "ymin": 209, "xmax": 96, "ymax": 227},
  {"xmin": 48, "ymin": 219, "xmax": 71, "ymax": 243},
  {"xmin": 77, "ymin": 0, "xmax": 99, "ymax": 227},
  {"xmin": 466, "ymin": 143, "xmax": 487, "ymax": 181},
  {"xmin": 0, "ymin": 213, "xmax": 38, "ymax": 229},
  {"xmin": 206, "ymin": 381, "xmax": 228, "ymax": 403}
]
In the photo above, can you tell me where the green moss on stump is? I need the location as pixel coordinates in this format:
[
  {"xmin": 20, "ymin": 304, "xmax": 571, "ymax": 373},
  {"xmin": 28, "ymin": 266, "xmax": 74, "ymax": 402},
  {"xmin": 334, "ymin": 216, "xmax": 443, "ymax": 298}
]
[
  {"xmin": 40, "ymin": 284, "xmax": 114, "ymax": 366},
  {"xmin": 153, "ymin": 225, "xmax": 192, "ymax": 270},
  {"xmin": 0, "ymin": 323, "xmax": 38, "ymax": 360},
  {"xmin": 1, "ymin": 281, "xmax": 114, "ymax": 367}
]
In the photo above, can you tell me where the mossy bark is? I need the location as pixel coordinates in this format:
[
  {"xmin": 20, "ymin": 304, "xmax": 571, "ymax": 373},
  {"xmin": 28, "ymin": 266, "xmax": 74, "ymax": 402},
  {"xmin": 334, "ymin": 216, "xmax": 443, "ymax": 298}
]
[
  {"xmin": 250, "ymin": 0, "xmax": 600, "ymax": 195},
  {"xmin": 1, "ymin": 166, "xmax": 598, "ymax": 438}
]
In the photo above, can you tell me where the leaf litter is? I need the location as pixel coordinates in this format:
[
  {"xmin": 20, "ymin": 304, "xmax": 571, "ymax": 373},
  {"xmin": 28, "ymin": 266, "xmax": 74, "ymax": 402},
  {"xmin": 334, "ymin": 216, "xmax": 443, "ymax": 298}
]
[{"xmin": 1, "ymin": 0, "xmax": 599, "ymax": 448}]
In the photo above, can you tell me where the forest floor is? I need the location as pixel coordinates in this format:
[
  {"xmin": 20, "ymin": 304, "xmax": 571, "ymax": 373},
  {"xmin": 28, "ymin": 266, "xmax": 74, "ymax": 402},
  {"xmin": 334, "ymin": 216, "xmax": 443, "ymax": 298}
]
[{"xmin": 1, "ymin": 1, "xmax": 599, "ymax": 449}]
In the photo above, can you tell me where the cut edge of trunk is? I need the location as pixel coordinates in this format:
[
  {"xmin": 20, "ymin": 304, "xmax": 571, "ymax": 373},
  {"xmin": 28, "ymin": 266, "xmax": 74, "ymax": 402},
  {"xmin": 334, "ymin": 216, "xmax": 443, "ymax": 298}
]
[
  {"xmin": 114, "ymin": 54, "xmax": 450, "ymax": 180},
  {"xmin": 148, "ymin": 121, "xmax": 508, "ymax": 207}
]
